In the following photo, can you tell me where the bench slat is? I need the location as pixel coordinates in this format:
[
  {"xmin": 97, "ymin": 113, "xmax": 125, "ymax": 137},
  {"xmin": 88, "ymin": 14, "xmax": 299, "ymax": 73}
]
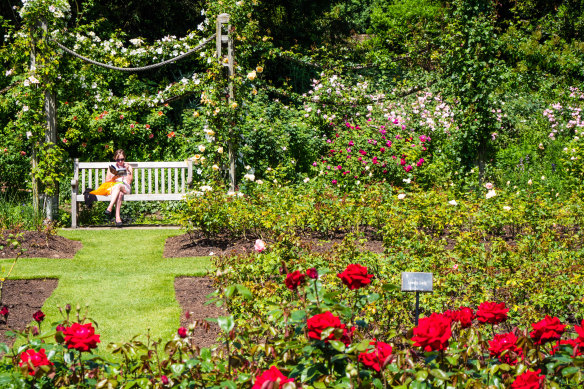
[
  {"xmin": 181, "ymin": 169, "xmax": 185, "ymax": 193},
  {"xmin": 78, "ymin": 161, "xmax": 188, "ymax": 168},
  {"xmin": 155, "ymin": 169, "xmax": 159, "ymax": 194},
  {"xmin": 76, "ymin": 193, "xmax": 187, "ymax": 202}
]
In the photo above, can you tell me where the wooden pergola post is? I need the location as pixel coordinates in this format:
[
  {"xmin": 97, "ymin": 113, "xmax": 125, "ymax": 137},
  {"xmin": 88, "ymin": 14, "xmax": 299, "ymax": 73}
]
[
  {"xmin": 41, "ymin": 19, "xmax": 59, "ymax": 221},
  {"xmin": 216, "ymin": 13, "xmax": 236, "ymax": 192}
]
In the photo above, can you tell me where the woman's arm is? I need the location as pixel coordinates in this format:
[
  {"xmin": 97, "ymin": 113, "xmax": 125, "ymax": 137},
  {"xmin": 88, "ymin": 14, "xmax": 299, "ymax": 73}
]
[
  {"xmin": 123, "ymin": 163, "xmax": 133, "ymax": 185},
  {"xmin": 105, "ymin": 171, "xmax": 116, "ymax": 182}
]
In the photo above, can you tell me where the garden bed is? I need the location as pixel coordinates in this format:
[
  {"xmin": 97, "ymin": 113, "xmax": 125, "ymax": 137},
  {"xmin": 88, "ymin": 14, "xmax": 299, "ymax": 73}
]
[
  {"xmin": 174, "ymin": 276, "xmax": 225, "ymax": 348},
  {"xmin": 163, "ymin": 229, "xmax": 385, "ymax": 257},
  {"xmin": 0, "ymin": 230, "xmax": 82, "ymax": 259},
  {"xmin": 0, "ymin": 279, "xmax": 58, "ymax": 347}
]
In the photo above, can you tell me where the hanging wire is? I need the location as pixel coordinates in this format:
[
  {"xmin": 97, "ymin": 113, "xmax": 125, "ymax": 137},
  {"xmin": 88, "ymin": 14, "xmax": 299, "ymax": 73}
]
[{"xmin": 51, "ymin": 33, "xmax": 216, "ymax": 72}]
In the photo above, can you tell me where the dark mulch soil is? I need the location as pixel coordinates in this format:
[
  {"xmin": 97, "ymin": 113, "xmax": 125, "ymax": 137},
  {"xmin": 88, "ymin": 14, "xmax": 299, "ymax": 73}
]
[
  {"xmin": 163, "ymin": 229, "xmax": 384, "ymax": 258},
  {"xmin": 0, "ymin": 279, "xmax": 59, "ymax": 347},
  {"xmin": 174, "ymin": 277, "xmax": 226, "ymax": 348},
  {"xmin": 0, "ymin": 231, "xmax": 82, "ymax": 259}
]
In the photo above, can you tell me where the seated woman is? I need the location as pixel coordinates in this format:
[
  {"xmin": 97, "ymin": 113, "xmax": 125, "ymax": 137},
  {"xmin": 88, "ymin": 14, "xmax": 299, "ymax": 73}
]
[{"xmin": 104, "ymin": 149, "xmax": 133, "ymax": 227}]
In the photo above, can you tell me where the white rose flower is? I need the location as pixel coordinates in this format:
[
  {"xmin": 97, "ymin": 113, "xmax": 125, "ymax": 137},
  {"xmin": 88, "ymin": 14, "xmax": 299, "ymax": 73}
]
[
  {"xmin": 448, "ymin": 200, "xmax": 457, "ymax": 206},
  {"xmin": 198, "ymin": 145, "xmax": 206, "ymax": 152},
  {"xmin": 397, "ymin": 193, "xmax": 406, "ymax": 199},
  {"xmin": 503, "ymin": 206, "xmax": 511, "ymax": 211},
  {"xmin": 485, "ymin": 189, "xmax": 497, "ymax": 199}
]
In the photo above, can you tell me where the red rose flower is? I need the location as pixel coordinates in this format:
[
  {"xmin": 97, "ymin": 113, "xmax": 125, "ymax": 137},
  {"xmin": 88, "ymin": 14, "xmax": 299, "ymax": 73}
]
[
  {"xmin": 510, "ymin": 369, "xmax": 545, "ymax": 389},
  {"xmin": 530, "ymin": 315, "xmax": 566, "ymax": 345},
  {"xmin": 252, "ymin": 366, "xmax": 294, "ymax": 389},
  {"xmin": 19, "ymin": 348, "xmax": 53, "ymax": 376},
  {"xmin": 358, "ymin": 340, "xmax": 392, "ymax": 372},
  {"xmin": 63, "ymin": 323, "xmax": 100, "ymax": 352},
  {"xmin": 550, "ymin": 339, "xmax": 582, "ymax": 357},
  {"xmin": 0, "ymin": 306, "xmax": 9, "ymax": 317},
  {"xmin": 574, "ymin": 320, "xmax": 584, "ymax": 355},
  {"xmin": 306, "ymin": 268, "xmax": 318, "ymax": 279},
  {"xmin": 33, "ymin": 310, "xmax": 45, "ymax": 323},
  {"xmin": 337, "ymin": 264, "xmax": 373, "ymax": 290},
  {"xmin": 177, "ymin": 327, "xmax": 188, "ymax": 338},
  {"xmin": 476, "ymin": 302, "xmax": 508, "ymax": 325},
  {"xmin": 161, "ymin": 375, "xmax": 170, "ymax": 385},
  {"xmin": 285, "ymin": 270, "xmax": 306, "ymax": 290},
  {"xmin": 307, "ymin": 311, "xmax": 346, "ymax": 343},
  {"xmin": 444, "ymin": 307, "xmax": 474, "ymax": 329},
  {"xmin": 411, "ymin": 313, "xmax": 452, "ymax": 352},
  {"xmin": 489, "ymin": 332, "xmax": 523, "ymax": 365}
]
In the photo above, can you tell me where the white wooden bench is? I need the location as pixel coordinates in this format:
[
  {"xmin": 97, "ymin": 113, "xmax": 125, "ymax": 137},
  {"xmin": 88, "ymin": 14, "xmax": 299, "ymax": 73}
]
[{"xmin": 71, "ymin": 158, "xmax": 193, "ymax": 228}]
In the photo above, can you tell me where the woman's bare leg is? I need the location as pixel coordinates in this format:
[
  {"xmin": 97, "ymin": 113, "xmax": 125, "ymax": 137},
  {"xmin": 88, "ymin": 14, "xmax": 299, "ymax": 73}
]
[
  {"xmin": 106, "ymin": 185, "xmax": 122, "ymax": 213},
  {"xmin": 115, "ymin": 186, "xmax": 129, "ymax": 223}
]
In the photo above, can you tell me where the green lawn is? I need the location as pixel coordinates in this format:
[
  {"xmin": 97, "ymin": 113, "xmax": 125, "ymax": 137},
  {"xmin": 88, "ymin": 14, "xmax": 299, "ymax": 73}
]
[{"xmin": 0, "ymin": 229, "xmax": 212, "ymax": 355}]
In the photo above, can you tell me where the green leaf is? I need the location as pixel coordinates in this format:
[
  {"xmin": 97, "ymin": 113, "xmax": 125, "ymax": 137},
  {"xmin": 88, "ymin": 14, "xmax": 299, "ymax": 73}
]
[
  {"xmin": 219, "ymin": 380, "xmax": 237, "ymax": 389},
  {"xmin": 224, "ymin": 285, "xmax": 236, "ymax": 298},
  {"xmin": 367, "ymin": 293, "xmax": 380, "ymax": 303},
  {"xmin": 290, "ymin": 310, "xmax": 306, "ymax": 321},
  {"xmin": 382, "ymin": 284, "xmax": 399, "ymax": 292},
  {"xmin": 328, "ymin": 340, "xmax": 346, "ymax": 352},
  {"xmin": 415, "ymin": 369, "xmax": 428, "ymax": 381},
  {"xmin": 561, "ymin": 366, "xmax": 579, "ymax": 377},
  {"xmin": 235, "ymin": 284, "xmax": 252, "ymax": 299},
  {"xmin": 429, "ymin": 369, "xmax": 450, "ymax": 381},
  {"xmin": 217, "ymin": 315, "xmax": 235, "ymax": 333},
  {"xmin": 170, "ymin": 363, "xmax": 185, "ymax": 375}
]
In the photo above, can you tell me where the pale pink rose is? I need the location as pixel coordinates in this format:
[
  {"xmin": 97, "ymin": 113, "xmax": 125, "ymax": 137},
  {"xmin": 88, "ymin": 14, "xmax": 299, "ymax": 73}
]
[
  {"xmin": 254, "ymin": 239, "xmax": 266, "ymax": 253},
  {"xmin": 485, "ymin": 182, "xmax": 493, "ymax": 190}
]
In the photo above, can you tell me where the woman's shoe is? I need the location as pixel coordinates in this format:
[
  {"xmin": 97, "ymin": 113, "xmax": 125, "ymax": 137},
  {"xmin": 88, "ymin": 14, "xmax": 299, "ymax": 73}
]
[
  {"xmin": 104, "ymin": 209, "xmax": 112, "ymax": 219},
  {"xmin": 115, "ymin": 221, "xmax": 123, "ymax": 228}
]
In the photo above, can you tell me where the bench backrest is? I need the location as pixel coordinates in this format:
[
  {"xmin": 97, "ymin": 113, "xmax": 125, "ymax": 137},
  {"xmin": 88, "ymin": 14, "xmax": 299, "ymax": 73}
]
[{"xmin": 73, "ymin": 160, "xmax": 193, "ymax": 197}]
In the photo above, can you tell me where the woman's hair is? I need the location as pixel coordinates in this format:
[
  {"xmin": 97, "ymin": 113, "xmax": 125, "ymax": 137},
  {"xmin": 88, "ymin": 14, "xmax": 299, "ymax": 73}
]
[{"xmin": 113, "ymin": 149, "xmax": 126, "ymax": 160}]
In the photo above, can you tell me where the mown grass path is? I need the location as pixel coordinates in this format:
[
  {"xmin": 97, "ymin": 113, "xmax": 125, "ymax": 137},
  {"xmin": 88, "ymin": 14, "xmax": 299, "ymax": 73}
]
[{"xmin": 1, "ymin": 229, "xmax": 211, "ymax": 354}]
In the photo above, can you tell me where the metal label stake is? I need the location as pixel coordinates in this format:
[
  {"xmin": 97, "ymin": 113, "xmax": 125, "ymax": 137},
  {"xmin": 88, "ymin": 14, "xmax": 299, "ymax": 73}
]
[{"xmin": 401, "ymin": 272, "xmax": 433, "ymax": 326}]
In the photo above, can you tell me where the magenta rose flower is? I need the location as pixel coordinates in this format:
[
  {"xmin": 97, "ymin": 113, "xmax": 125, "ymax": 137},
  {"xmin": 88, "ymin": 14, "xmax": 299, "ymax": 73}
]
[
  {"xmin": 337, "ymin": 264, "xmax": 373, "ymax": 290},
  {"xmin": 510, "ymin": 369, "xmax": 545, "ymax": 389},
  {"xmin": 177, "ymin": 327, "xmax": 188, "ymax": 338},
  {"xmin": 489, "ymin": 332, "xmax": 523, "ymax": 365},
  {"xmin": 0, "ymin": 306, "xmax": 9, "ymax": 318},
  {"xmin": 358, "ymin": 340, "xmax": 393, "ymax": 372},
  {"xmin": 529, "ymin": 315, "xmax": 566, "ymax": 345},
  {"xmin": 252, "ymin": 366, "xmax": 294, "ymax": 389},
  {"xmin": 33, "ymin": 310, "xmax": 45, "ymax": 323},
  {"xmin": 19, "ymin": 348, "xmax": 53, "ymax": 376},
  {"xmin": 63, "ymin": 323, "xmax": 100, "ymax": 352},
  {"xmin": 476, "ymin": 302, "xmax": 508, "ymax": 325},
  {"xmin": 411, "ymin": 313, "xmax": 452, "ymax": 352},
  {"xmin": 285, "ymin": 270, "xmax": 306, "ymax": 290},
  {"xmin": 306, "ymin": 268, "xmax": 318, "ymax": 279}
]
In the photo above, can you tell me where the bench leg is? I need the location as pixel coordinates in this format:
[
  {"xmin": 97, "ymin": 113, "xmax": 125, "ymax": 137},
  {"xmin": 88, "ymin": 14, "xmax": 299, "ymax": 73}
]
[{"xmin": 71, "ymin": 200, "xmax": 78, "ymax": 228}]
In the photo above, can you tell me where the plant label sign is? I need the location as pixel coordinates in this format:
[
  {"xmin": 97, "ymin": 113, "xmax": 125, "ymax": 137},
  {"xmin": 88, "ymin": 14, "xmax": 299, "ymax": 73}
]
[{"xmin": 401, "ymin": 272, "xmax": 433, "ymax": 292}]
